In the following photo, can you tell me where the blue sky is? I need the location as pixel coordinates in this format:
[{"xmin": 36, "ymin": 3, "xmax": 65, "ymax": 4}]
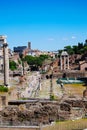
[{"xmin": 0, "ymin": 0, "xmax": 87, "ymax": 51}]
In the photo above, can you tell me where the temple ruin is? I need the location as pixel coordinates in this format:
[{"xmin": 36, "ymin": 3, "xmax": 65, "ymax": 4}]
[{"xmin": 60, "ymin": 51, "xmax": 69, "ymax": 70}]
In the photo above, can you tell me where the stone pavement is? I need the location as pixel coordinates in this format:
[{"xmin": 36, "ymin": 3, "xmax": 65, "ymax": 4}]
[{"xmin": 0, "ymin": 72, "xmax": 65, "ymax": 101}]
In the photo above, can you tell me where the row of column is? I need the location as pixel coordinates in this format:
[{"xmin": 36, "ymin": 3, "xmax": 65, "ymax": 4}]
[{"xmin": 60, "ymin": 56, "xmax": 69, "ymax": 70}]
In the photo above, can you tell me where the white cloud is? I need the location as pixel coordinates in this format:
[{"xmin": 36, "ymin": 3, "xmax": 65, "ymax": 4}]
[
  {"xmin": 71, "ymin": 36, "xmax": 76, "ymax": 39},
  {"xmin": 48, "ymin": 38, "xmax": 54, "ymax": 41}
]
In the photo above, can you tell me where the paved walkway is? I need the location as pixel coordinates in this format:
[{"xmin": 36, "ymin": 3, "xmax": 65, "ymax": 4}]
[{"xmin": 0, "ymin": 72, "xmax": 65, "ymax": 101}]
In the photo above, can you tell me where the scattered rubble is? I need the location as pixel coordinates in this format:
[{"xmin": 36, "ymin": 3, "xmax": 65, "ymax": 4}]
[{"xmin": 0, "ymin": 97, "xmax": 87, "ymax": 126}]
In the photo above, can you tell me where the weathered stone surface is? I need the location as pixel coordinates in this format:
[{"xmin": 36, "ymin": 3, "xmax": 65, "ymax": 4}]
[
  {"xmin": 1, "ymin": 99, "xmax": 87, "ymax": 125},
  {"xmin": 0, "ymin": 102, "xmax": 59, "ymax": 125},
  {"xmin": 58, "ymin": 111, "xmax": 70, "ymax": 120},
  {"xmin": 64, "ymin": 98, "xmax": 84, "ymax": 108},
  {"xmin": 60, "ymin": 102, "xmax": 71, "ymax": 111}
]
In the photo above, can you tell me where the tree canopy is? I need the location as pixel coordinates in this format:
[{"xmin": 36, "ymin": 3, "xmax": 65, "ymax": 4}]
[
  {"xmin": 23, "ymin": 54, "xmax": 50, "ymax": 71},
  {"xmin": 59, "ymin": 39, "xmax": 87, "ymax": 55},
  {"xmin": 9, "ymin": 60, "xmax": 17, "ymax": 71}
]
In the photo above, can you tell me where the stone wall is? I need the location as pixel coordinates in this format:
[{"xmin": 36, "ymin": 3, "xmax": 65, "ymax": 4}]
[
  {"xmin": 53, "ymin": 70, "xmax": 87, "ymax": 78},
  {"xmin": 1, "ymin": 98, "xmax": 87, "ymax": 127},
  {"xmin": 0, "ymin": 126, "xmax": 39, "ymax": 130}
]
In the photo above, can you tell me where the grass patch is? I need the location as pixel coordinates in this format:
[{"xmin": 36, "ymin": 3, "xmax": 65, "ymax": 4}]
[
  {"xmin": 43, "ymin": 119, "xmax": 87, "ymax": 130},
  {"xmin": 64, "ymin": 83, "xmax": 84, "ymax": 87},
  {"xmin": 64, "ymin": 83, "xmax": 85, "ymax": 97}
]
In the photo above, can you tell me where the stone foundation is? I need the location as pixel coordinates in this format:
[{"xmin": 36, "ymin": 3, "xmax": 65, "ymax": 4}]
[
  {"xmin": 0, "ymin": 93, "xmax": 8, "ymax": 110},
  {"xmin": 0, "ymin": 126, "xmax": 39, "ymax": 130}
]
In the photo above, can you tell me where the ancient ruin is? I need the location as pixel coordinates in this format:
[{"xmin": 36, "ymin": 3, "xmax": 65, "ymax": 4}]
[
  {"xmin": 0, "ymin": 96, "xmax": 87, "ymax": 126},
  {"xmin": 0, "ymin": 35, "xmax": 9, "ymax": 86},
  {"xmin": 60, "ymin": 51, "xmax": 69, "ymax": 70}
]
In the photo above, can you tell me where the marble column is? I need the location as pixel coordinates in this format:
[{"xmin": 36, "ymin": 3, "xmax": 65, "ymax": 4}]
[
  {"xmin": 67, "ymin": 56, "xmax": 69, "ymax": 69},
  {"xmin": 3, "ymin": 43, "xmax": 9, "ymax": 86},
  {"xmin": 60, "ymin": 56, "xmax": 62, "ymax": 70},
  {"xmin": 64, "ymin": 56, "xmax": 66, "ymax": 70}
]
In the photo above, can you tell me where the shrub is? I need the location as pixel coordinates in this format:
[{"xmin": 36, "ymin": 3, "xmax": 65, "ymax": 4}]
[
  {"xmin": 9, "ymin": 60, "xmax": 17, "ymax": 71},
  {"xmin": 0, "ymin": 85, "xmax": 8, "ymax": 92},
  {"xmin": 50, "ymin": 94, "xmax": 55, "ymax": 100}
]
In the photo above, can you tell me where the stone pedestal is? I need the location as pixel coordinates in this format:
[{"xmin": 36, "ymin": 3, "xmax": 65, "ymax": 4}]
[{"xmin": 0, "ymin": 93, "xmax": 8, "ymax": 110}]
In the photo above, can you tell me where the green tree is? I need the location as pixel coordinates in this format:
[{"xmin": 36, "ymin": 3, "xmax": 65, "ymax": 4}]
[
  {"xmin": 24, "ymin": 55, "xmax": 49, "ymax": 70},
  {"xmin": 72, "ymin": 45, "xmax": 78, "ymax": 54},
  {"xmin": 58, "ymin": 50, "xmax": 63, "ymax": 57},
  {"xmin": 64, "ymin": 46, "xmax": 74, "ymax": 55},
  {"xmin": 84, "ymin": 39, "xmax": 87, "ymax": 46},
  {"xmin": 24, "ymin": 55, "xmax": 35, "ymax": 65},
  {"xmin": 58, "ymin": 38, "xmax": 87, "ymax": 55},
  {"xmin": 39, "ymin": 54, "xmax": 49, "ymax": 60},
  {"xmin": 78, "ymin": 42, "xmax": 83, "ymax": 50},
  {"xmin": 9, "ymin": 60, "xmax": 17, "ymax": 71},
  {"xmin": 84, "ymin": 46, "xmax": 87, "ymax": 52}
]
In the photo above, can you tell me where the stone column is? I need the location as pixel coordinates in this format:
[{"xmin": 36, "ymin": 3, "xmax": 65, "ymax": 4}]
[
  {"xmin": 3, "ymin": 43, "xmax": 9, "ymax": 86},
  {"xmin": 60, "ymin": 56, "xmax": 62, "ymax": 70},
  {"xmin": 67, "ymin": 56, "xmax": 69, "ymax": 69},
  {"xmin": 64, "ymin": 56, "xmax": 66, "ymax": 70}
]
